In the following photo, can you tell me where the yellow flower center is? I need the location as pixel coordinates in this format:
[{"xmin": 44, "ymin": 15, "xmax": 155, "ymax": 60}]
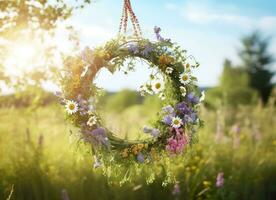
[
  {"xmin": 182, "ymin": 75, "xmax": 188, "ymax": 81},
  {"xmin": 155, "ymin": 83, "xmax": 161, "ymax": 89},
  {"xmin": 173, "ymin": 120, "xmax": 180, "ymax": 125},
  {"xmin": 69, "ymin": 104, "xmax": 75, "ymax": 110}
]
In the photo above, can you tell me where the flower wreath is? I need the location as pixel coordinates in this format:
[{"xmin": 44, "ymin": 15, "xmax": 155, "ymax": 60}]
[{"xmin": 57, "ymin": 27, "xmax": 204, "ymax": 184}]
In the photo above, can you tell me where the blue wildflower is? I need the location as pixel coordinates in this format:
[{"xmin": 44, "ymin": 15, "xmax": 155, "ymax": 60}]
[
  {"xmin": 141, "ymin": 44, "xmax": 153, "ymax": 57},
  {"xmin": 163, "ymin": 115, "xmax": 173, "ymax": 125},
  {"xmin": 137, "ymin": 153, "xmax": 144, "ymax": 163},
  {"xmin": 151, "ymin": 128, "xmax": 160, "ymax": 138},
  {"xmin": 176, "ymin": 102, "xmax": 191, "ymax": 115},
  {"xmin": 187, "ymin": 93, "xmax": 200, "ymax": 104},
  {"xmin": 162, "ymin": 105, "xmax": 174, "ymax": 114},
  {"xmin": 143, "ymin": 126, "xmax": 152, "ymax": 133},
  {"xmin": 128, "ymin": 44, "xmax": 139, "ymax": 54},
  {"xmin": 154, "ymin": 26, "xmax": 165, "ymax": 42}
]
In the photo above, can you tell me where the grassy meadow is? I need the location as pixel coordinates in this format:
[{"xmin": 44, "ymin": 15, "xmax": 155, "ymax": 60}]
[{"xmin": 0, "ymin": 92, "xmax": 275, "ymax": 200}]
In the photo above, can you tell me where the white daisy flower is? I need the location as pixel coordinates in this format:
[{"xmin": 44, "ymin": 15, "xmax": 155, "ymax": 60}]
[
  {"xmin": 200, "ymin": 91, "xmax": 205, "ymax": 102},
  {"xmin": 171, "ymin": 116, "xmax": 183, "ymax": 128},
  {"xmin": 180, "ymin": 86, "xmax": 187, "ymax": 97},
  {"xmin": 87, "ymin": 116, "xmax": 97, "ymax": 126},
  {"xmin": 151, "ymin": 79, "xmax": 164, "ymax": 93},
  {"xmin": 65, "ymin": 100, "xmax": 78, "ymax": 114},
  {"xmin": 165, "ymin": 67, "xmax": 173, "ymax": 74},
  {"xmin": 179, "ymin": 72, "xmax": 191, "ymax": 85}
]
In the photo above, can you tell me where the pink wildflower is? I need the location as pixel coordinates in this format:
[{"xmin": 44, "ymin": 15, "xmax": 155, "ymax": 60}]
[
  {"xmin": 166, "ymin": 128, "xmax": 188, "ymax": 154},
  {"xmin": 216, "ymin": 172, "xmax": 224, "ymax": 188}
]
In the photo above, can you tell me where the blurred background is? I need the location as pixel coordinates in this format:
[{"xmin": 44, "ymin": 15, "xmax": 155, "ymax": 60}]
[{"xmin": 0, "ymin": 0, "xmax": 275, "ymax": 199}]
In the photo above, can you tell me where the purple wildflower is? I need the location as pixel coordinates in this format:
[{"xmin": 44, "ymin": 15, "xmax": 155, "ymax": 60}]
[
  {"xmin": 186, "ymin": 93, "xmax": 200, "ymax": 104},
  {"xmin": 162, "ymin": 105, "xmax": 175, "ymax": 114},
  {"xmin": 176, "ymin": 102, "xmax": 191, "ymax": 115},
  {"xmin": 84, "ymin": 127, "xmax": 109, "ymax": 147},
  {"xmin": 154, "ymin": 26, "xmax": 165, "ymax": 41},
  {"xmin": 143, "ymin": 126, "xmax": 152, "ymax": 133},
  {"xmin": 76, "ymin": 95, "xmax": 89, "ymax": 115},
  {"xmin": 163, "ymin": 115, "xmax": 173, "ymax": 125},
  {"xmin": 151, "ymin": 128, "xmax": 160, "ymax": 138},
  {"xmin": 183, "ymin": 112, "xmax": 197, "ymax": 123},
  {"xmin": 128, "ymin": 43, "xmax": 139, "ymax": 54},
  {"xmin": 137, "ymin": 153, "xmax": 144, "ymax": 163},
  {"xmin": 141, "ymin": 44, "xmax": 153, "ymax": 57},
  {"xmin": 216, "ymin": 172, "xmax": 224, "ymax": 188},
  {"xmin": 172, "ymin": 183, "xmax": 181, "ymax": 196}
]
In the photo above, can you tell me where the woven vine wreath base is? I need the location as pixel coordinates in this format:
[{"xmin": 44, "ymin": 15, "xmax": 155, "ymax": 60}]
[{"xmin": 57, "ymin": 27, "xmax": 204, "ymax": 185}]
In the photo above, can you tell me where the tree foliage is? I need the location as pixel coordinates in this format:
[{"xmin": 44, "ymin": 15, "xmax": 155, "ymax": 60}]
[
  {"xmin": 239, "ymin": 31, "xmax": 275, "ymax": 103},
  {"xmin": 0, "ymin": 0, "xmax": 91, "ymax": 38},
  {"xmin": 206, "ymin": 59, "xmax": 258, "ymax": 108}
]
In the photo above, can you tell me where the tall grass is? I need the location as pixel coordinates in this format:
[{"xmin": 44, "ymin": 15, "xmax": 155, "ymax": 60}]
[{"xmin": 0, "ymin": 101, "xmax": 275, "ymax": 200}]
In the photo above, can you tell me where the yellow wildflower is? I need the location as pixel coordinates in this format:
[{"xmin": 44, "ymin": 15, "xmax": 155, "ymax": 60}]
[{"xmin": 159, "ymin": 55, "xmax": 174, "ymax": 66}]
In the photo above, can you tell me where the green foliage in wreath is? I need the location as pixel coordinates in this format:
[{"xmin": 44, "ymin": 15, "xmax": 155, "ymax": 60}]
[{"xmin": 57, "ymin": 27, "xmax": 205, "ymax": 185}]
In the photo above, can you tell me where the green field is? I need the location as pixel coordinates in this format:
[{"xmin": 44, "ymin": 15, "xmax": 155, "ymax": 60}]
[{"xmin": 0, "ymin": 99, "xmax": 275, "ymax": 200}]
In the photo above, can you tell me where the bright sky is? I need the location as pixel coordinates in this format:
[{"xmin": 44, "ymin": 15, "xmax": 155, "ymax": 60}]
[{"xmin": 66, "ymin": 0, "xmax": 276, "ymax": 91}]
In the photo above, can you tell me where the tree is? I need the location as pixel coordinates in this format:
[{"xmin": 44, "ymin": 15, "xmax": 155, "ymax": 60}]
[
  {"xmin": 0, "ymin": 0, "xmax": 91, "ymax": 38},
  {"xmin": 239, "ymin": 31, "xmax": 275, "ymax": 103},
  {"xmin": 0, "ymin": 0, "xmax": 91, "ymax": 92},
  {"xmin": 206, "ymin": 59, "xmax": 258, "ymax": 108}
]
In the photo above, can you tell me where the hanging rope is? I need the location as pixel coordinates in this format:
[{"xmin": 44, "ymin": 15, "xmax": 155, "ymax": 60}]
[{"xmin": 118, "ymin": 0, "xmax": 142, "ymax": 38}]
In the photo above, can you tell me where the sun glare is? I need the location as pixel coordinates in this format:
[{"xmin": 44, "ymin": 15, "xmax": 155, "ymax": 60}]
[{"xmin": 4, "ymin": 41, "xmax": 43, "ymax": 77}]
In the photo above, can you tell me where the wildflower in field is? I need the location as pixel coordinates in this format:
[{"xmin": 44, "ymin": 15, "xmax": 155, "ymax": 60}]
[
  {"xmin": 151, "ymin": 79, "xmax": 164, "ymax": 93},
  {"xmin": 65, "ymin": 100, "xmax": 78, "ymax": 114},
  {"xmin": 172, "ymin": 182, "xmax": 181, "ymax": 196},
  {"xmin": 165, "ymin": 67, "xmax": 173, "ymax": 74},
  {"xmin": 216, "ymin": 172, "xmax": 224, "ymax": 188},
  {"xmin": 171, "ymin": 116, "xmax": 182, "ymax": 128},
  {"xmin": 180, "ymin": 86, "xmax": 187, "ymax": 97},
  {"xmin": 179, "ymin": 72, "xmax": 191, "ymax": 85},
  {"xmin": 87, "ymin": 116, "xmax": 97, "ymax": 126},
  {"xmin": 203, "ymin": 181, "xmax": 211, "ymax": 188}
]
